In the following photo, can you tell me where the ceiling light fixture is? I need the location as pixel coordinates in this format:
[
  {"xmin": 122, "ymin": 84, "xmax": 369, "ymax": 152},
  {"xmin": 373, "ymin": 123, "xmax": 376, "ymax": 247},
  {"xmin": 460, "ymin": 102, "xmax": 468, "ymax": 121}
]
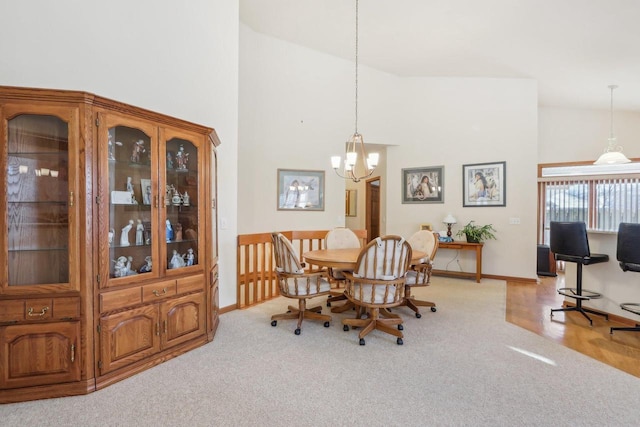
[
  {"xmin": 594, "ymin": 85, "xmax": 631, "ymax": 165},
  {"xmin": 331, "ymin": 0, "xmax": 378, "ymax": 183}
]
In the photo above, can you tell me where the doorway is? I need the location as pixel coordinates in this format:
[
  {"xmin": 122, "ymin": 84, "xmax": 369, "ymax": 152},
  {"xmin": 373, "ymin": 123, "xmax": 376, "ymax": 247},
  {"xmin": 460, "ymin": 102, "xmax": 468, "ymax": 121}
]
[{"xmin": 366, "ymin": 177, "xmax": 380, "ymax": 242}]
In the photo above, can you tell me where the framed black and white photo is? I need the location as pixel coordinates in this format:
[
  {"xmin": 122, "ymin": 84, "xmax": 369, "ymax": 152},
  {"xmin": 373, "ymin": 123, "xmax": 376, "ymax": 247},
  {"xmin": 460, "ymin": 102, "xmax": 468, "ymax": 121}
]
[
  {"xmin": 402, "ymin": 166, "xmax": 444, "ymax": 204},
  {"xmin": 277, "ymin": 169, "xmax": 325, "ymax": 211},
  {"xmin": 462, "ymin": 161, "xmax": 506, "ymax": 207}
]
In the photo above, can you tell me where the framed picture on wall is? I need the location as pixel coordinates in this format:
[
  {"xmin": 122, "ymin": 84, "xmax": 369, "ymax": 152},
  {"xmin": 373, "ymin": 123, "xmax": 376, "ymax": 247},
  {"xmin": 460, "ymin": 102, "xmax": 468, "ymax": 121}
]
[
  {"xmin": 277, "ymin": 169, "xmax": 325, "ymax": 211},
  {"xmin": 462, "ymin": 161, "xmax": 506, "ymax": 207},
  {"xmin": 402, "ymin": 166, "xmax": 444, "ymax": 204}
]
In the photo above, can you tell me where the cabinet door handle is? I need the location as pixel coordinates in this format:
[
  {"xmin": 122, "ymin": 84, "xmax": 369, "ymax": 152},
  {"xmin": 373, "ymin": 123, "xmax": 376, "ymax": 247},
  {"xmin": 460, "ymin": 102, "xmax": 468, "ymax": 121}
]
[
  {"xmin": 70, "ymin": 344, "xmax": 75, "ymax": 363},
  {"xmin": 27, "ymin": 306, "xmax": 49, "ymax": 317},
  {"xmin": 163, "ymin": 320, "xmax": 167, "ymax": 334},
  {"xmin": 69, "ymin": 191, "xmax": 74, "ymax": 207},
  {"xmin": 152, "ymin": 287, "xmax": 168, "ymax": 297},
  {"xmin": 156, "ymin": 323, "xmax": 160, "ymax": 336}
]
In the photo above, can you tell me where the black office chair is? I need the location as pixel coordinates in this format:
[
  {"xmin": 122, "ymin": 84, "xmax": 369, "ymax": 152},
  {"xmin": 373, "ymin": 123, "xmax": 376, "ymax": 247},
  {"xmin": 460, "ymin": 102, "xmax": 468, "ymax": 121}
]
[
  {"xmin": 610, "ymin": 223, "xmax": 640, "ymax": 334},
  {"xmin": 549, "ymin": 221, "xmax": 609, "ymax": 325}
]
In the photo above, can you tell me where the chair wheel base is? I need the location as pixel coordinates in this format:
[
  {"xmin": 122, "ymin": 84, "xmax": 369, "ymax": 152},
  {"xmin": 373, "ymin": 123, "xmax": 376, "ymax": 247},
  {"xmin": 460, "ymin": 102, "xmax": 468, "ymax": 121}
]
[
  {"xmin": 415, "ymin": 313, "xmax": 422, "ymax": 318},
  {"xmin": 271, "ymin": 320, "xmax": 277, "ymax": 327},
  {"xmin": 294, "ymin": 328, "xmax": 301, "ymax": 335},
  {"xmin": 324, "ymin": 321, "xmax": 330, "ymax": 327},
  {"xmin": 397, "ymin": 338, "xmax": 403, "ymax": 345},
  {"xmin": 431, "ymin": 307, "xmax": 437, "ymax": 312},
  {"xmin": 343, "ymin": 325, "xmax": 349, "ymax": 331},
  {"xmin": 359, "ymin": 338, "xmax": 365, "ymax": 346},
  {"xmin": 398, "ymin": 324, "xmax": 404, "ymax": 330}
]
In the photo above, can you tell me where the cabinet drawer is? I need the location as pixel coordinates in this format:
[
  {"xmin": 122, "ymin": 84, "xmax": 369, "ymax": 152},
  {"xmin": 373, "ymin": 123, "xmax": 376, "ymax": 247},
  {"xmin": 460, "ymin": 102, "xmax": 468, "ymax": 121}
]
[
  {"xmin": 142, "ymin": 280, "xmax": 177, "ymax": 303},
  {"xmin": 101, "ymin": 287, "xmax": 142, "ymax": 313},
  {"xmin": 441, "ymin": 243, "xmax": 464, "ymax": 250},
  {"xmin": 0, "ymin": 299, "xmax": 57, "ymax": 322},
  {"xmin": 0, "ymin": 298, "xmax": 80, "ymax": 322},
  {"xmin": 177, "ymin": 275, "xmax": 205, "ymax": 295}
]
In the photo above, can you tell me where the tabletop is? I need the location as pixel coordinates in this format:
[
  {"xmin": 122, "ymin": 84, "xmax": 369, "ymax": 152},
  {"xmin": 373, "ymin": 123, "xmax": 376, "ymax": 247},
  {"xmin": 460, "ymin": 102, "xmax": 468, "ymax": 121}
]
[{"xmin": 303, "ymin": 248, "xmax": 426, "ymax": 270}]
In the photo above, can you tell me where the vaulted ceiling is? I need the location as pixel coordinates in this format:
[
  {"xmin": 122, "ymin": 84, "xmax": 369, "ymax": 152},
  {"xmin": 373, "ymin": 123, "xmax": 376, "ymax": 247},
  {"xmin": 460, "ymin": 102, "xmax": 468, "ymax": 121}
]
[{"xmin": 240, "ymin": 0, "xmax": 640, "ymax": 111}]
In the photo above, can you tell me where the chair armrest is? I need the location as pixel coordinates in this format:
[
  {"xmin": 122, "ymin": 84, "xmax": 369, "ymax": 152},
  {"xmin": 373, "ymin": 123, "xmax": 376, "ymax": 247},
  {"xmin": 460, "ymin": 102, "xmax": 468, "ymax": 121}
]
[{"xmin": 406, "ymin": 262, "xmax": 433, "ymax": 286}]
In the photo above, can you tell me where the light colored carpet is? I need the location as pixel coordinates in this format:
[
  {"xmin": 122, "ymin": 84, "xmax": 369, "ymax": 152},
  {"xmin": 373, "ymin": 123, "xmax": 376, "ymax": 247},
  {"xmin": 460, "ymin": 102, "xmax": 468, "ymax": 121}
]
[{"xmin": 1, "ymin": 277, "xmax": 639, "ymax": 426}]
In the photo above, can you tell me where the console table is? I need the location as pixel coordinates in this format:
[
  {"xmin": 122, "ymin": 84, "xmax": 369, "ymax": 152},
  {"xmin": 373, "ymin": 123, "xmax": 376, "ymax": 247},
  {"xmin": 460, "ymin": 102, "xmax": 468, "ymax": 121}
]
[{"xmin": 433, "ymin": 241, "xmax": 484, "ymax": 283}]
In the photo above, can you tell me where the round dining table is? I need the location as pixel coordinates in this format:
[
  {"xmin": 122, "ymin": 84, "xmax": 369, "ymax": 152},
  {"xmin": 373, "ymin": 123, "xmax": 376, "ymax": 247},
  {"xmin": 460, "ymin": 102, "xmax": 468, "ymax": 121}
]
[{"xmin": 303, "ymin": 248, "xmax": 426, "ymax": 270}]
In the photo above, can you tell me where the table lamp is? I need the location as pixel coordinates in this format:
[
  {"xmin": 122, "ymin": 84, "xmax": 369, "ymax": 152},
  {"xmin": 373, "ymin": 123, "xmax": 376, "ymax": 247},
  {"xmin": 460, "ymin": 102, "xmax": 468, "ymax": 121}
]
[{"xmin": 442, "ymin": 214, "xmax": 457, "ymax": 239}]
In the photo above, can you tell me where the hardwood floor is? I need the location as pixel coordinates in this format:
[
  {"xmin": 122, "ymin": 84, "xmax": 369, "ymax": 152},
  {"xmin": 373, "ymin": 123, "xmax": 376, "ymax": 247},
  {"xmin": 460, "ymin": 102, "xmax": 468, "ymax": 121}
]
[{"xmin": 506, "ymin": 275, "xmax": 640, "ymax": 378}]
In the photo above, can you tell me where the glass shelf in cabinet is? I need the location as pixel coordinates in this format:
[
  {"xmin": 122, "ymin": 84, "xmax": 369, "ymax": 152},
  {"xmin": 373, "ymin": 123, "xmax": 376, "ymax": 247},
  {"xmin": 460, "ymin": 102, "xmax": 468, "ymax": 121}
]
[{"xmin": 8, "ymin": 247, "xmax": 69, "ymax": 253}]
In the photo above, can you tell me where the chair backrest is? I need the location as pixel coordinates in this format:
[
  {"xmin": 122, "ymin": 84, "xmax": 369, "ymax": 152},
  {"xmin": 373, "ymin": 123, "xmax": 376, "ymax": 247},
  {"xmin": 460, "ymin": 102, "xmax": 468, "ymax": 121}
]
[
  {"xmin": 271, "ymin": 232, "xmax": 305, "ymax": 274},
  {"xmin": 617, "ymin": 223, "xmax": 640, "ymax": 269},
  {"xmin": 407, "ymin": 230, "xmax": 439, "ymax": 261},
  {"xmin": 550, "ymin": 221, "xmax": 590, "ymax": 258},
  {"xmin": 353, "ymin": 235, "xmax": 412, "ymax": 280},
  {"xmin": 325, "ymin": 227, "xmax": 362, "ymax": 250}
]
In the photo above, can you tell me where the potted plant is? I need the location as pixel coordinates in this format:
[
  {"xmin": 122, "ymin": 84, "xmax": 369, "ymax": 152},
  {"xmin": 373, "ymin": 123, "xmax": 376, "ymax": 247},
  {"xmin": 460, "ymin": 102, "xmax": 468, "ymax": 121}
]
[{"xmin": 456, "ymin": 221, "xmax": 497, "ymax": 243}]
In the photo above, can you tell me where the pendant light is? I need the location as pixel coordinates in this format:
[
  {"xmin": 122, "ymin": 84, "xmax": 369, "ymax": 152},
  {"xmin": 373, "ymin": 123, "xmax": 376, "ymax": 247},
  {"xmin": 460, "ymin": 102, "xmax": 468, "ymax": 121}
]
[
  {"xmin": 331, "ymin": 0, "xmax": 378, "ymax": 183},
  {"xmin": 594, "ymin": 85, "xmax": 631, "ymax": 165}
]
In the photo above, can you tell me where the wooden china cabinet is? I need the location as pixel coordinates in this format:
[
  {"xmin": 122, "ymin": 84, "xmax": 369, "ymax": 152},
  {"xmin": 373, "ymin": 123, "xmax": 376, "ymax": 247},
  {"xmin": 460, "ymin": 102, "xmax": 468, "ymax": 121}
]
[{"xmin": 0, "ymin": 86, "xmax": 219, "ymax": 403}]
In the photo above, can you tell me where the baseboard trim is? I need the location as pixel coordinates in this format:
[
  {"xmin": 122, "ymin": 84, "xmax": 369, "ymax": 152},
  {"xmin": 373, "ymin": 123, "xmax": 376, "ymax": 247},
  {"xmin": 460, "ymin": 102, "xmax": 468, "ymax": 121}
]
[{"xmin": 220, "ymin": 304, "xmax": 236, "ymax": 314}]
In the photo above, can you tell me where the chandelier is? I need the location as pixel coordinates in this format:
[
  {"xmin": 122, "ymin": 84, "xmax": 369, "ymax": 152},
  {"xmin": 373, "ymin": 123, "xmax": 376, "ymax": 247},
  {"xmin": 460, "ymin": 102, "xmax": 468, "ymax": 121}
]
[
  {"xmin": 331, "ymin": 0, "xmax": 378, "ymax": 183},
  {"xmin": 594, "ymin": 85, "xmax": 631, "ymax": 165}
]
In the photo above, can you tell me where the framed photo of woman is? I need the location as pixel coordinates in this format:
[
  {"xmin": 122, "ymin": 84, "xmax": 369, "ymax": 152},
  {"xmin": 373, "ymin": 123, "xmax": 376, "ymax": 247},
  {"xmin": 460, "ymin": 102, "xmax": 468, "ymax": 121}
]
[
  {"xmin": 462, "ymin": 161, "xmax": 506, "ymax": 207},
  {"xmin": 402, "ymin": 166, "xmax": 444, "ymax": 204}
]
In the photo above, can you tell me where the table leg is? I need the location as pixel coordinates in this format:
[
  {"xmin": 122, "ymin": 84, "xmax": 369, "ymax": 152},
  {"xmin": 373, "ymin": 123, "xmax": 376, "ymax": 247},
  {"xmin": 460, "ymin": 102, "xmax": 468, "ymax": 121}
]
[{"xmin": 475, "ymin": 246, "xmax": 482, "ymax": 282}]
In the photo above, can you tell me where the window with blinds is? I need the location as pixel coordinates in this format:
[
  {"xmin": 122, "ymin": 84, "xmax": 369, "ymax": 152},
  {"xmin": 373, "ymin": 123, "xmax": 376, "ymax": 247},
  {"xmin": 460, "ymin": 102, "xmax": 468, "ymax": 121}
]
[{"xmin": 538, "ymin": 163, "xmax": 640, "ymax": 244}]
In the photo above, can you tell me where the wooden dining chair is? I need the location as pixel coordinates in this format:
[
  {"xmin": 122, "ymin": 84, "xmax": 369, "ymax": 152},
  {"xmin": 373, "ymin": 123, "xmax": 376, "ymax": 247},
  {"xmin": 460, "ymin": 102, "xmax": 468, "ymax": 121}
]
[
  {"xmin": 324, "ymin": 227, "xmax": 362, "ymax": 311},
  {"xmin": 399, "ymin": 230, "xmax": 440, "ymax": 318},
  {"xmin": 342, "ymin": 235, "xmax": 412, "ymax": 345},
  {"xmin": 270, "ymin": 232, "xmax": 332, "ymax": 335}
]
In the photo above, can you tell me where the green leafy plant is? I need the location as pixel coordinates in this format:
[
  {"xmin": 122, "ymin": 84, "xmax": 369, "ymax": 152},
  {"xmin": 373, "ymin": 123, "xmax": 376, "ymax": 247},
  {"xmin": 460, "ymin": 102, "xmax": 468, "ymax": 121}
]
[{"xmin": 456, "ymin": 221, "xmax": 497, "ymax": 243}]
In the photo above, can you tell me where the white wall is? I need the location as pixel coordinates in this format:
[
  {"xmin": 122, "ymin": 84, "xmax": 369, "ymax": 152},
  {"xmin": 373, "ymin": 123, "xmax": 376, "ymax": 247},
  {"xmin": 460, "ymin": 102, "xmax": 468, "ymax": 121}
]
[
  {"xmin": 0, "ymin": 0, "xmax": 240, "ymax": 308},
  {"xmin": 539, "ymin": 107, "xmax": 640, "ymax": 318},
  {"xmin": 539, "ymin": 107, "xmax": 640, "ymax": 163},
  {"xmin": 240, "ymin": 26, "xmax": 539, "ymax": 280},
  {"xmin": 387, "ymin": 78, "xmax": 539, "ymax": 279},
  {"xmin": 238, "ymin": 25, "xmax": 400, "ymax": 233}
]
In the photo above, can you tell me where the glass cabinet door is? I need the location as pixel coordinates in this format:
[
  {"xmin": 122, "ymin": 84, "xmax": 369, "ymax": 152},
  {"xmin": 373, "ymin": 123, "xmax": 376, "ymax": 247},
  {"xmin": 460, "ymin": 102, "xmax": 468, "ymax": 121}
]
[
  {"xmin": 2, "ymin": 110, "xmax": 80, "ymax": 289},
  {"xmin": 100, "ymin": 116, "xmax": 158, "ymax": 285},
  {"xmin": 163, "ymin": 136, "xmax": 200, "ymax": 273},
  {"xmin": 210, "ymin": 143, "xmax": 218, "ymax": 263}
]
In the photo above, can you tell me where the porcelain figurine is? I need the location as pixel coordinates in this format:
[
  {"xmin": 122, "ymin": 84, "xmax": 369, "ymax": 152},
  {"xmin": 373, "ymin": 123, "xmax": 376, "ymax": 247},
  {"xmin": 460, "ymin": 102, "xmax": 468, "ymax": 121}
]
[{"xmin": 120, "ymin": 219, "xmax": 134, "ymax": 246}]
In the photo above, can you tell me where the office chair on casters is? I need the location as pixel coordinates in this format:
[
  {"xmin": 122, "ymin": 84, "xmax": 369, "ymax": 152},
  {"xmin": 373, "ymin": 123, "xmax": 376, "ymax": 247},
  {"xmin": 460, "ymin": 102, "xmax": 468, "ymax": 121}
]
[
  {"xmin": 549, "ymin": 221, "xmax": 609, "ymax": 326},
  {"xmin": 610, "ymin": 223, "xmax": 640, "ymax": 335},
  {"xmin": 342, "ymin": 236, "xmax": 411, "ymax": 346},
  {"xmin": 399, "ymin": 230, "xmax": 440, "ymax": 318},
  {"xmin": 270, "ymin": 232, "xmax": 332, "ymax": 335}
]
